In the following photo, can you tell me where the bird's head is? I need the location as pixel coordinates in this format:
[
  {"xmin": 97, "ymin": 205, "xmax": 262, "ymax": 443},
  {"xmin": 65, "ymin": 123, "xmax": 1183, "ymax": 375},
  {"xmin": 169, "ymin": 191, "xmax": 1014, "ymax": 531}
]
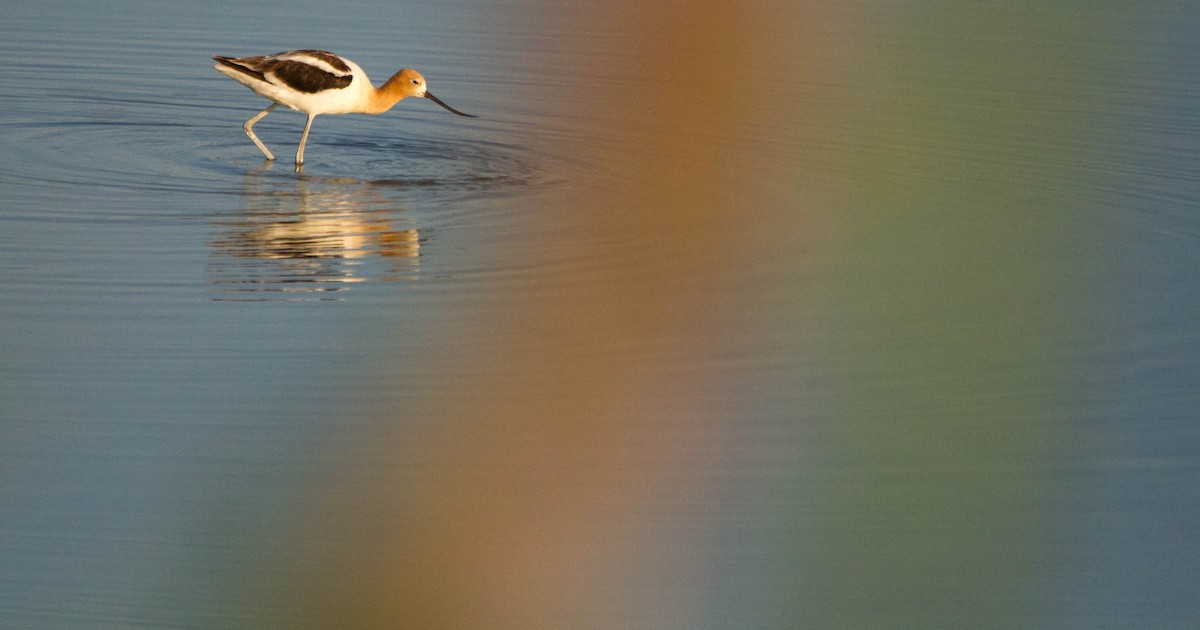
[{"xmin": 387, "ymin": 68, "xmax": 476, "ymax": 117}]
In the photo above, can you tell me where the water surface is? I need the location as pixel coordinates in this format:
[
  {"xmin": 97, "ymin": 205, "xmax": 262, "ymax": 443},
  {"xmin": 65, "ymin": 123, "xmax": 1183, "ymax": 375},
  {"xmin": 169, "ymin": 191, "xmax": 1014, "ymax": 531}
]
[{"xmin": 1, "ymin": 1, "xmax": 1198, "ymax": 628}]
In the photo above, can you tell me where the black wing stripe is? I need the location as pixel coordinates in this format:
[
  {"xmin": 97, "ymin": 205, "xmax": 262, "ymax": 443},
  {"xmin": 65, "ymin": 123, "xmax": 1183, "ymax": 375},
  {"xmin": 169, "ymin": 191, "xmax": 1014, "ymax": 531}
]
[
  {"xmin": 293, "ymin": 50, "xmax": 352, "ymax": 73},
  {"xmin": 264, "ymin": 59, "xmax": 353, "ymax": 93}
]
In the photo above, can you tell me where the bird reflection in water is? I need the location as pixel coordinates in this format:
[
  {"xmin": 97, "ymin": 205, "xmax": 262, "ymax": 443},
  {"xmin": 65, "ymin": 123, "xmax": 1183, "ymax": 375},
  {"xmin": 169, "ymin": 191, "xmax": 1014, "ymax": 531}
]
[{"xmin": 209, "ymin": 171, "xmax": 421, "ymax": 300}]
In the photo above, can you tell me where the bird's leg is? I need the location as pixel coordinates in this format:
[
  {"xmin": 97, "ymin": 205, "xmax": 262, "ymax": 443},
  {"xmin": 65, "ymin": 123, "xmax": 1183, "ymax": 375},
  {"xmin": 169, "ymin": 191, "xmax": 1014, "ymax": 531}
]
[
  {"xmin": 296, "ymin": 114, "xmax": 316, "ymax": 167},
  {"xmin": 243, "ymin": 103, "xmax": 278, "ymax": 160}
]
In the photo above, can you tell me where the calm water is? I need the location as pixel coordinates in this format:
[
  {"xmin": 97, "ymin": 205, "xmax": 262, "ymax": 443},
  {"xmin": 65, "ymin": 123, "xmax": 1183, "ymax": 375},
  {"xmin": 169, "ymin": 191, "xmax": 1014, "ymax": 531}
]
[{"xmin": 2, "ymin": 1, "xmax": 1198, "ymax": 628}]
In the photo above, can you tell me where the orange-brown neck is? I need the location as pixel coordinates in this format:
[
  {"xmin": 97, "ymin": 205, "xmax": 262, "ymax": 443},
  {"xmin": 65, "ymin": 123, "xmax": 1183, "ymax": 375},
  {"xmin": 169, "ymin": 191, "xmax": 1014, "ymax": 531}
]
[{"xmin": 366, "ymin": 73, "xmax": 417, "ymax": 114}]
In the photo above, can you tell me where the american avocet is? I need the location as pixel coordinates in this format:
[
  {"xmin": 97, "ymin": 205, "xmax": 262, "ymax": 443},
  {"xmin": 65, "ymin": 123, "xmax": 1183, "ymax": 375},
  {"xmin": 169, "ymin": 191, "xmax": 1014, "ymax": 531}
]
[{"xmin": 213, "ymin": 50, "xmax": 475, "ymax": 167}]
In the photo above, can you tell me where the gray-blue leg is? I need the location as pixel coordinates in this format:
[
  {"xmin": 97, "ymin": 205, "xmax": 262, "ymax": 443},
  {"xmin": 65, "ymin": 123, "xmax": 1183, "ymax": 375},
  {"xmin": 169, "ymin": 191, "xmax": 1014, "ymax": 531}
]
[
  {"xmin": 243, "ymin": 103, "xmax": 278, "ymax": 160},
  {"xmin": 296, "ymin": 114, "xmax": 316, "ymax": 166}
]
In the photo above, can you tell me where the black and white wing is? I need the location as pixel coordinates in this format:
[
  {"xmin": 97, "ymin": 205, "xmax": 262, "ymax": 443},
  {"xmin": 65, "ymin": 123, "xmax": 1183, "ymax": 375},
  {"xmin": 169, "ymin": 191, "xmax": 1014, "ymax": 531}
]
[{"xmin": 214, "ymin": 50, "xmax": 354, "ymax": 93}]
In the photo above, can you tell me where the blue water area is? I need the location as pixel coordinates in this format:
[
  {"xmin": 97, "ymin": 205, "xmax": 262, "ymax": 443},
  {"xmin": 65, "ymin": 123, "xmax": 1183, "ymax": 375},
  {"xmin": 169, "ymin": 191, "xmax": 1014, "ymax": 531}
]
[{"xmin": 1, "ymin": 0, "xmax": 1199, "ymax": 628}]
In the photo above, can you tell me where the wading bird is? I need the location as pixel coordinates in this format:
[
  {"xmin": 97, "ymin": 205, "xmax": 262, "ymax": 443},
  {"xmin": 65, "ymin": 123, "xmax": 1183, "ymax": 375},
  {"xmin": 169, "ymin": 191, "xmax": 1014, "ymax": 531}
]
[{"xmin": 213, "ymin": 49, "xmax": 474, "ymax": 167}]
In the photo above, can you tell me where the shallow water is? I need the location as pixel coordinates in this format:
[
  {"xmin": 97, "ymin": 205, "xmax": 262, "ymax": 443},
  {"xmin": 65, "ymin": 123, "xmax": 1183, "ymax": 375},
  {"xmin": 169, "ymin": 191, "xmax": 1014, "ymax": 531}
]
[{"xmin": 2, "ymin": 1, "xmax": 1199, "ymax": 628}]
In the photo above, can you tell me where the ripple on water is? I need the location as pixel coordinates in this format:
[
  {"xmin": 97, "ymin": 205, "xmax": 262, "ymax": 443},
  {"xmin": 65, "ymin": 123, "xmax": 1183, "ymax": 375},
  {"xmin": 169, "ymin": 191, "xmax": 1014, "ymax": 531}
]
[
  {"xmin": 0, "ymin": 27, "xmax": 665, "ymax": 308},
  {"xmin": 4, "ymin": 120, "xmax": 541, "ymax": 201}
]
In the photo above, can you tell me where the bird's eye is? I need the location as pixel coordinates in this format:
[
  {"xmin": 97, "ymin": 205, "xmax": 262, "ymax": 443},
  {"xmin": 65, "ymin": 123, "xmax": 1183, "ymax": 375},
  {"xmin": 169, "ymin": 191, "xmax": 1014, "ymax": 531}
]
[{"xmin": 411, "ymin": 79, "xmax": 420, "ymax": 85}]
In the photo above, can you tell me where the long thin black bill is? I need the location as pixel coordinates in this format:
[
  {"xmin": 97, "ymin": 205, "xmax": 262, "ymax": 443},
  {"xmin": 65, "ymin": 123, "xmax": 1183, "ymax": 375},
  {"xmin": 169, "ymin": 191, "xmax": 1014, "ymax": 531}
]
[{"xmin": 425, "ymin": 91, "xmax": 476, "ymax": 117}]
